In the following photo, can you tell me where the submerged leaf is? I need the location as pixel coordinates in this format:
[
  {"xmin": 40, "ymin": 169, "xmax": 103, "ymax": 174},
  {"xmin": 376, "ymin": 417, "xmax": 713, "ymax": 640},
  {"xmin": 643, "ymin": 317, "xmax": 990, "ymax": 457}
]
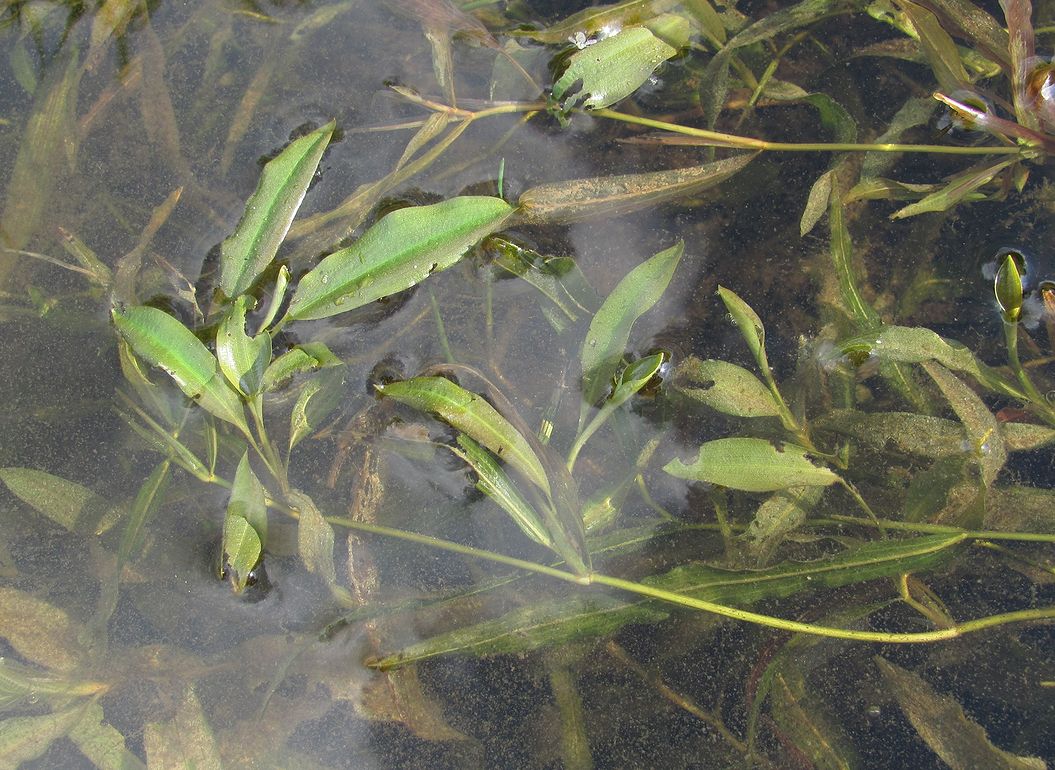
[
  {"xmin": 516, "ymin": 154, "xmax": 754, "ymax": 224},
  {"xmin": 663, "ymin": 437, "xmax": 839, "ymax": 492},
  {"xmin": 216, "ymin": 295, "xmax": 271, "ymax": 397},
  {"xmin": 143, "ymin": 687, "xmax": 223, "ymax": 770},
  {"xmin": 287, "ymin": 196, "xmax": 513, "ymax": 321},
  {"xmin": 876, "ymin": 657, "xmax": 1046, "ymax": 770},
  {"xmin": 288, "ymin": 364, "xmax": 347, "ymax": 452},
  {"xmin": 369, "ymin": 594, "xmax": 668, "ymax": 669},
  {"xmin": 219, "ymin": 122, "xmax": 334, "ymax": 298},
  {"xmin": 378, "ymin": 376, "xmax": 550, "ymax": 494},
  {"xmin": 0, "ymin": 704, "xmax": 92, "ymax": 768},
  {"xmin": 0, "ymin": 588, "xmax": 83, "ymax": 672},
  {"xmin": 672, "ymin": 357, "xmax": 780, "ymax": 417},
  {"xmin": 0, "ymin": 467, "xmax": 99, "ymax": 531},
  {"xmin": 551, "ymin": 26, "xmax": 676, "ymax": 114},
  {"xmin": 112, "ymin": 306, "xmax": 249, "ymax": 432}
]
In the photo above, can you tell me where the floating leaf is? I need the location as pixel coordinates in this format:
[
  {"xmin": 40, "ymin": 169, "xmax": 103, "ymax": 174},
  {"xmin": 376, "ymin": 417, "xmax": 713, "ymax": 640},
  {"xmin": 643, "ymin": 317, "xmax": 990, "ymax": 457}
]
[
  {"xmin": 112, "ymin": 306, "xmax": 249, "ymax": 433},
  {"xmin": 221, "ymin": 515, "xmax": 262, "ymax": 594},
  {"xmin": 516, "ymin": 154, "xmax": 754, "ymax": 224},
  {"xmin": 0, "ymin": 588, "xmax": 83, "ymax": 672},
  {"xmin": 452, "ymin": 435, "xmax": 552, "ymax": 549},
  {"xmin": 876, "ymin": 657, "xmax": 1046, "ymax": 770},
  {"xmin": 581, "ymin": 241, "xmax": 683, "ymax": 417},
  {"xmin": 216, "ymin": 295, "xmax": 271, "ymax": 397},
  {"xmin": 0, "ymin": 467, "xmax": 98, "ymax": 531},
  {"xmin": 672, "ymin": 357, "xmax": 780, "ymax": 417},
  {"xmin": 219, "ymin": 121, "xmax": 334, "ymax": 298},
  {"xmin": 663, "ymin": 437, "xmax": 839, "ymax": 492},
  {"xmin": 286, "ymin": 196, "xmax": 513, "ymax": 321},
  {"xmin": 551, "ymin": 26, "xmax": 677, "ymax": 115},
  {"xmin": 378, "ymin": 376, "xmax": 550, "ymax": 494},
  {"xmin": 143, "ymin": 687, "xmax": 223, "ymax": 770},
  {"xmin": 369, "ymin": 594, "xmax": 668, "ymax": 669}
]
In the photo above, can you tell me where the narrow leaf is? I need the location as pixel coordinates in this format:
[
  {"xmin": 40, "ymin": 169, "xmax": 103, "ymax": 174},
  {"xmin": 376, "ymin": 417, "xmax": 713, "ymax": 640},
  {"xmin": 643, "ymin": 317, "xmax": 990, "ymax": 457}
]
[
  {"xmin": 581, "ymin": 241, "xmax": 683, "ymax": 414},
  {"xmin": 287, "ymin": 196, "xmax": 513, "ymax": 321},
  {"xmin": 378, "ymin": 376, "xmax": 550, "ymax": 494},
  {"xmin": 219, "ymin": 121, "xmax": 334, "ymax": 297},
  {"xmin": 216, "ymin": 295, "xmax": 271, "ymax": 396},
  {"xmin": 288, "ymin": 365, "xmax": 346, "ymax": 452},
  {"xmin": 716, "ymin": 285, "xmax": 770, "ymax": 372},
  {"xmin": 517, "ymin": 154, "xmax": 754, "ymax": 224},
  {"xmin": 221, "ymin": 515, "xmax": 262, "ymax": 594},
  {"xmin": 877, "ymin": 657, "xmax": 1046, "ymax": 770},
  {"xmin": 112, "ymin": 306, "xmax": 249, "ymax": 432},
  {"xmin": 663, "ymin": 437, "xmax": 839, "ymax": 492},
  {"xmin": 452, "ymin": 435, "xmax": 553, "ymax": 548},
  {"xmin": 672, "ymin": 357, "xmax": 781, "ymax": 417},
  {"xmin": 290, "ymin": 489, "xmax": 351, "ymax": 602},
  {"xmin": 0, "ymin": 467, "xmax": 98, "ymax": 531},
  {"xmin": 513, "ymin": 0, "xmax": 683, "ymax": 44}
]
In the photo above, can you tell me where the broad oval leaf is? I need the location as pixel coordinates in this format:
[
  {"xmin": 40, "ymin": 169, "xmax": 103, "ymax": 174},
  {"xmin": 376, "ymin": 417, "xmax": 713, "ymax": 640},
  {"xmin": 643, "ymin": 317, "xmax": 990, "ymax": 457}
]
[
  {"xmin": 552, "ymin": 26, "xmax": 677, "ymax": 114},
  {"xmin": 378, "ymin": 376, "xmax": 550, "ymax": 495},
  {"xmin": 219, "ymin": 121, "xmax": 334, "ymax": 298},
  {"xmin": 673, "ymin": 357, "xmax": 780, "ymax": 417},
  {"xmin": 581, "ymin": 241, "xmax": 683, "ymax": 415},
  {"xmin": 0, "ymin": 588, "xmax": 83, "ymax": 672},
  {"xmin": 216, "ymin": 296, "xmax": 271, "ymax": 396},
  {"xmin": 516, "ymin": 154, "xmax": 754, "ymax": 224},
  {"xmin": 663, "ymin": 437, "xmax": 839, "ymax": 492},
  {"xmin": 286, "ymin": 196, "xmax": 513, "ymax": 321},
  {"xmin": 228, "ymin": 452, "xmax": 268, "ymax": 542},
  {"xmin": 112, "ymin": 306, "xmax": 249, "ymax": 432}
]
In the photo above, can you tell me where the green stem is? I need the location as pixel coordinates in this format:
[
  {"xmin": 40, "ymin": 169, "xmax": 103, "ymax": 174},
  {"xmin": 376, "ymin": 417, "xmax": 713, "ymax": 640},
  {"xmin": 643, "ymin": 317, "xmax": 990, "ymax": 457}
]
[
  {"xmin": 1004, "ymin": 320, "xmax": 1055, "ymax": 424},
  {"xmin": 590, "ymin": 109, "xmax": 1028, "ymax": 155},
  {"xmin": 328, "ymin": 519, "xmax": 1055, "ymax": 643},
  {"xmin": 817, "ymin": 514, "xmax": 1055, "ymax": 543}
]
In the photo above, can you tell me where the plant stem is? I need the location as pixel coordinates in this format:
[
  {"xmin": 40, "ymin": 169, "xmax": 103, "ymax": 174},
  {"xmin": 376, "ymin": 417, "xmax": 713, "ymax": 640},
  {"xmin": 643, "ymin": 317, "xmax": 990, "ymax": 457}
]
[
  {"xmin": 328, "ymin": 519, "xmax": 1055, "ymax": 643},
  {"xmin": 817, "ymin": 514, "xmax": 1055, "ymax": 543}
]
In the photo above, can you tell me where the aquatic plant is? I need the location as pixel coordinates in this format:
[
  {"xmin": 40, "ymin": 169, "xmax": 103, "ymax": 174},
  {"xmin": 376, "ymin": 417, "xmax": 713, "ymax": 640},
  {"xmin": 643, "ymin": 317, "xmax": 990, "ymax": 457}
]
[{"xmin": 1, "ymin": 0, "xmax": 1054, "ymax": 766}]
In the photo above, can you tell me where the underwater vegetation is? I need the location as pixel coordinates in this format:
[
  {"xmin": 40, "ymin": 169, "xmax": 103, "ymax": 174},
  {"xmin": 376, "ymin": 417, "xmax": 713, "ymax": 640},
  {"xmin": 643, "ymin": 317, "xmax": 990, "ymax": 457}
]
[{"xmin": 1, "ymin": 0, "xmax": 1054, "ymax": 766}]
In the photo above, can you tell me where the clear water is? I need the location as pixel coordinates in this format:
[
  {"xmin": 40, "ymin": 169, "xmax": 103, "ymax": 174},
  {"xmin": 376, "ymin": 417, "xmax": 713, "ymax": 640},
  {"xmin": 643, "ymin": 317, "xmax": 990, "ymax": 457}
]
[{"xmin": 1, "ymin": 1, "xmax": 1053, "ymax": 767}]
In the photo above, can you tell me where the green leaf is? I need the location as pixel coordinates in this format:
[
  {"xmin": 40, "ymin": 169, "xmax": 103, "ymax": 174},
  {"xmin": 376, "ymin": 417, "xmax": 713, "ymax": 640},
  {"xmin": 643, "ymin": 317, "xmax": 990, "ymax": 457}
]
[
  {"xmin": 716, "ymin": 285, "xmax": 770, "ymax": 373},
  {"xmin": 112, "ymin": 306, "xmax": 249, "ymax": 433},
  {"xmin": 0, "ymin": 588, "xmax": 83, "ymax": 672},
  {"xmin": 378, "ymin": 376, "xmax": 550, "ymax": 495},
  {"xmin": 745, "ymin": 486, "xmax": 825, "ymax": 564},
  {"xmin": 143, "ymin": 687, "xmax": 223, "ymax": 770},
  {"xmin": 0, "ymin": 467, "xmax": 98, "ymax": 531},
  {"xmin": 228, "ymin": 452, "xmax": 268, "ymax": 542},
  {"xmin": 581, "ymin": 241, "xmax": 683, "ymax": 416},
  {"xmin": 219, "ymin": 121, "xmax": 334, "ymax": 298},
  {"xmin": 261, "ymin": 341, "xmax": 339, "ymax": 392},
  {"xmin": 516, "ymin": 154, "xmax": 754, "ymax": 224},
  {"xmin": 216, "ymin": 295, "xmax": 272, "ymax": 396},
  {"xmin": 0, "ymin": 704, "xmax": 91, "ymax": 768},
  {"xmin": 290, "ymin": 489, "xmax": 351, "ymax": 602},
  {"xmin": 922, "ymin": 362, "xmax": 1006, "ymax": 488},
  {"xmin": 552, "ymin": 26, "xmax": 676, "ymax": 115},
  {"xmin": 663, "ymin": 437, "xmax": 839, "ymax": 492},
  {"xmin": 221, "ymin": 515, "xmax": 262, "ymax": 594},
  {"xmin": 288, "ymin": 365, "xmax": 346, "ymax": 452},
  {"xmin": 890, "ymin": 158, "xmax": 1018, "ymax": 219},
  {"xmin": 672, "ymin": 357, "xmax": 781, "ymax": 417},
  {"xmin": 876, "ymin": 658, "xmax": 1047, "ymax": 770},
  {"xmin": 840, "ymin": 325, "xmax": 1023, "ymax": 399},
  {"xmin": 287, "ymin": 196, "xmax": 513, "ymax": 321},
  {"xmin": 368, "ymin": 594, "xmax": 668, "ymax": 670},
  {"xmin": 569, "ymin": 353, "xmax": 664, "ymax": 470},
  {"xmin": 453, "ymin": 435, "xmax": 552, "ymax": 548},
  {"xmin": 648, "ymin": 533, "xmax": 964, "ymax": 603},
  {"xmin": 68, "ymin": 701, "xmax": 146, "ymax": 770}
]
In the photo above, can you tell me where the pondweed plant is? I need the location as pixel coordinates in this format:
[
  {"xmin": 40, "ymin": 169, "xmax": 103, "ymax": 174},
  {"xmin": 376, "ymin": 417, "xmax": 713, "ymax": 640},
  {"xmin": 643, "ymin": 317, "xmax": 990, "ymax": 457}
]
[{"xmin": 2, "ymin": 0, "xmax": 1055, "ymax": 766}]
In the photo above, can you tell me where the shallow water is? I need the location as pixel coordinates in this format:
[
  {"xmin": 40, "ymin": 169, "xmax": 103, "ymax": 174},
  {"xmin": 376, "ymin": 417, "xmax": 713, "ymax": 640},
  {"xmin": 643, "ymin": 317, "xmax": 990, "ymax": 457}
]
[{"xmin": 1, "ymin": 1, "xmax": 1053, "ymax": 767}]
